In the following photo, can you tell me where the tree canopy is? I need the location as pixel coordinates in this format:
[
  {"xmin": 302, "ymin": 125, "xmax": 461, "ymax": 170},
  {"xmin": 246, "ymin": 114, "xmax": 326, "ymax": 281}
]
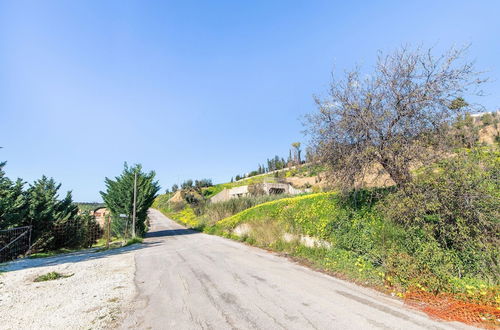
[
  {"xmin": 1, "ymin": 161, "xmax": 98, "ymax": 252},
  {"xmin": 306, "ymin": 45, "xmax": 486, "ymax": 188},
  {"xmin": 100, "ymin": 163, "xmax": 160, "ymax": 237}
]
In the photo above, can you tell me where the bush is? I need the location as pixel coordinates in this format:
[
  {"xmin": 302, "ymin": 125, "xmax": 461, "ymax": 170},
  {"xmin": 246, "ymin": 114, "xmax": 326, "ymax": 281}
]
[
  {"xmin": 481, "ymin": 113, "xmax": 494, "ymax": 126},
  {"xmin": 382, "ymin": 148, "xmax": 499, "ymax": 278},
  {"xmin": 384, "ymin": 150, "xmax": 500, "ymax": 251},
  {"xmin": 125, "ymin": 236, "xmax": 143, "ymax": 246}
]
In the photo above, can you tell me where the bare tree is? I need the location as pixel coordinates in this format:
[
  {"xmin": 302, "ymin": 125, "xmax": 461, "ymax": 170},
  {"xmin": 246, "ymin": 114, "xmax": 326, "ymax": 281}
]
[{"xmin": 305, "ymin": 45, "xmax": 486, "ymax": 189}]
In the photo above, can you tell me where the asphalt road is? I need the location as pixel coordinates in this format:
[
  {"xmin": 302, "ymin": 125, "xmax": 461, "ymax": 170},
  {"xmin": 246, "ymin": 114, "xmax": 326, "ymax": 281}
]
[{"xmin": 120, "ymin": 209, "xmax": 472, "ymax": 330}]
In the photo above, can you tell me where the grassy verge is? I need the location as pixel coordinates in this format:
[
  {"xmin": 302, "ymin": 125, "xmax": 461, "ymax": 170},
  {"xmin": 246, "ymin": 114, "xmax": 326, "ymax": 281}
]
[
  {"xmin": 124, "ymin": 237, "xmax": 143, "ymax": 246},
  {"xmin": 155, "ymin": 191, "xmax": 499, "ymax": 308},
  {"xmin": 27, "ymin": 235, "xmax": 142, "ymax": 259},
  {"xmin": 29, "ymin": 248, "xmax": 80, "ymax": 259}
]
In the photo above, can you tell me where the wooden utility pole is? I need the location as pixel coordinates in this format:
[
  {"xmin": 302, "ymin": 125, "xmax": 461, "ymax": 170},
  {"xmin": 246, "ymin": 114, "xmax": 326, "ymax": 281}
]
[
  {"xmin": 106, "ymin": 213, "xmax": 110, "ymax": 249},
  {"xmin": 132, "ymin": 171, "xmax": 137, "ymax": 238}
]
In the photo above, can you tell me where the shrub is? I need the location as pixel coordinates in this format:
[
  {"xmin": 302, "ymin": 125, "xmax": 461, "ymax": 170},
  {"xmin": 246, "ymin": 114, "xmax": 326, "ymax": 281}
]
[
  {"xmin": 383, "ymin": 150, "xmax": 499, "ymax": 245},
  {"xmin": 125, "ymin": 236, "xmax": 143, "ymax": 246},
  {"xmin": 382, "ymin": 148, "xmax": 500, "ymax": 279},
  {"xmin": 481, "ymin": 113, "xmax": 494, "ymax": 126}
]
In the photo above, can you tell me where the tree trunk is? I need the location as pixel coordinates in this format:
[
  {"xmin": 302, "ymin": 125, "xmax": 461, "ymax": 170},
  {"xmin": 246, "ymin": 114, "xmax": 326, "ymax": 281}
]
[{"xmin": 380, "ymin": 159, "xmax": 412, "ymax": 187}]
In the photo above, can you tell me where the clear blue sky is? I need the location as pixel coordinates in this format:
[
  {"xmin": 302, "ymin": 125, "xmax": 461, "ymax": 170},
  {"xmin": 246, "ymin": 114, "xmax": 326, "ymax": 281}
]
[{"xmin": 1, "ymin": 1, "xmax": 499, "ymax": 202}]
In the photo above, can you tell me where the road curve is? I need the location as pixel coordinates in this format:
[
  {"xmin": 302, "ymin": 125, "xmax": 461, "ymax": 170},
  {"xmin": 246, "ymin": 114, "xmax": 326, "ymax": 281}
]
[{"xmin": 120, "ymin": 209, "xmax": 472, "ymax": 330}]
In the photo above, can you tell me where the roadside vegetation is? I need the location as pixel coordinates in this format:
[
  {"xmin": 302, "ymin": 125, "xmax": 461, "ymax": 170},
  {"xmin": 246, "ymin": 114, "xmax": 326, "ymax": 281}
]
[
  {"xmin": 155, "ymin": 45, "xmax": 499, "ymax": 326},
  {"xmin": 154, "ymin": 158, "xmax": 325, "ymax": 228},
  {"xmin": 124, "ymin": 236, "xmax": 143, "ymax": 246},
  {"xmin": 156, "ymin": 147, "xmax": 499, "ymax": 310},
  {"xmin": 216, "ymin": 148, "xmax": 498, "ymax": 295},
  {"xmin": 0, "ymin": 161, "xmax": 158, "ymax": 262},
  {"xmin": 0, "ymin": 162, "xmax": 102, "ymax": 256},
  {"xmin": 154, "ymin": 193, "xmax": 296, "ymax": 228},
  {"xmin": 101, "ymin": 163, "xmax": 160, "ymax": 240}
]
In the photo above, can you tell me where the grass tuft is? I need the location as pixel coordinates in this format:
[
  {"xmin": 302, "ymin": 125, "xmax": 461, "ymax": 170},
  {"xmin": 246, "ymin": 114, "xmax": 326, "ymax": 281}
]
[
  {"xmin": 34, "ymin": 271, "xmax": 73, "ymax": 282},
  {"xmin": 124, "ymin": 237, "xmax": 143, "ymax": 246}
]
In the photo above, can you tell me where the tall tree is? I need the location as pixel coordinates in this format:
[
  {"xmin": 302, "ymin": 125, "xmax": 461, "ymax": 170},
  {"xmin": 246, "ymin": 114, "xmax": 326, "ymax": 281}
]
[
  {"xmin": 181, "ymin": 179, "xmax": 193, "ymax": 190},
  {"xmin": 0, "ymin": 161, "xmax": 27, "ymax": 229},
  {"xmin": 100, "ymin": 163, "xmax": 160, "ymax": 237},
  {"xmin": 306, "ymin": 45, "xmax": 486, "ymax": 188},
  {"xmin": 1, "ymin": 159, "xmax": 99, "ymax": 251},
  {"xmin": 291, "ymin": 142, "xmax": 302, "ymax": 165},
  {"xmin": 25, "ymin": 176, "xmax": 79, "ymax": 250}
]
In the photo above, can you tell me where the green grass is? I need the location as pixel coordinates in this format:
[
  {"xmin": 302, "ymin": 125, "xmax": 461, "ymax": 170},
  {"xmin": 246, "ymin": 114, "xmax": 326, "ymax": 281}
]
[
  {"xmin": 34, "ymin": 271, "xmax": 73, "ymax": 282},
  {"xmin": 28, "ymin": 236, "xmax": 135, "ymax": 258},
  {"xmin": 212, "ymin": 192, "xmax": 386, "ymax": 286},
  {"xmin": 29, "ymin": 248, "xmax": 79, "ymax": 259},
  {"xmin": 284, "ymin": 163, "xmax": 325, "ymax": 178},
  {"xmin": 124, "ymin": 236, "xmax": 143, "ymax": 246}
]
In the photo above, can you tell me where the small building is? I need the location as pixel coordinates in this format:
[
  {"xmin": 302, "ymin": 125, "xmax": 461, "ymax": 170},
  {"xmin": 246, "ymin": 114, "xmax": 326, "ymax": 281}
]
[
  {"xmin": 210, "ymin": 182, "xmax": 309, "ymax": 203},
  {"xmin": 92, "ymin": 207, "xmax": 110, "ymax": 228}
]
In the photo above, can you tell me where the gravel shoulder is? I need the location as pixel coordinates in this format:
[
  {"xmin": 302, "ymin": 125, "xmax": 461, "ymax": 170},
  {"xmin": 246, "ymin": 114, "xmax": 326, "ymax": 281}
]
[{"xmin": 0, "ymin": 245, "xmax": 139, "ymax": 330}]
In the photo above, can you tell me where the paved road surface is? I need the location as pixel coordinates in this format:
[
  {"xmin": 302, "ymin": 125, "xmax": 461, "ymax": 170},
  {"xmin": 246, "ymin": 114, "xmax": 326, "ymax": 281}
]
[{"xmin": 121, "ymin": 209, "xmax": 472, "ymax": 330}]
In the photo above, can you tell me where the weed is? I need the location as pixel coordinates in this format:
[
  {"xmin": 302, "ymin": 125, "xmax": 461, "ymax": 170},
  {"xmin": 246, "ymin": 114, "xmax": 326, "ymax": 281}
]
[
  {"xmin": 124, "ymin": 237, "xmax": 143, "ymax": 246},
  {"xmin": 34, "ymin": 271, "xmax": 73, "ymax": 282}
]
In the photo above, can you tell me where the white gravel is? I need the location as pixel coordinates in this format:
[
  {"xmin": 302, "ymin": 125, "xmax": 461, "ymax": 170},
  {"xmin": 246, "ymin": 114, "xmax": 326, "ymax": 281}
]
[{"xmin": 0, "ymin": 246, "xmax": 138, "ymax": 330}]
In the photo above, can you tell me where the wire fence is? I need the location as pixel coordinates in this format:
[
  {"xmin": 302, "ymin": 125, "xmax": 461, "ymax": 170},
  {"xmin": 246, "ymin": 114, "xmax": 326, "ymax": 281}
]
[
  {"xmin": 0, "ymin": 218, "xmax": 103, "ymax": 263},
  {"xmin": 51, "ymin": 218, "xmax": 103, "ymax": 251},
  {"xmin": 0, "ymin": 226, "xmax": 32, "ymax": 263}
]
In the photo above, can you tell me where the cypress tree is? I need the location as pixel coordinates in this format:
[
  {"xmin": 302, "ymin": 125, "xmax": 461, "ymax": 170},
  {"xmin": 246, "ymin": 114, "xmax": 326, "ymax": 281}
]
[{"xmin": 100, "ymin": 163, "xmax": 160, "ymax": 237}]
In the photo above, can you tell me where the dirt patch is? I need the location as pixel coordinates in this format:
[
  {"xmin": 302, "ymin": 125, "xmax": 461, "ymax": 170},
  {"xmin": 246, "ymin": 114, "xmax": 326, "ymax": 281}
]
[
  {"xmin": 0, "ymin": 247, "xmax": 136, "ymax": 329},
  {"xmin": 168, "ymin": 190, "xmax": 184, "ymax": 203}
]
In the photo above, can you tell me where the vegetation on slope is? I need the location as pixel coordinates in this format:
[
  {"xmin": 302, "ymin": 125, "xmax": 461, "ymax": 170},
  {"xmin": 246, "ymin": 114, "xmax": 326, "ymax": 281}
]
[
  {"xmin": 155, "ymin": 148, "xmax": 499, "ymax": 308},
  {"xmin": 153, "ymin": 47, "xmax": 500, "ymax": 325},
  {"xmin": 153, "ymin": 193, "xmax": 294, "ymax": 228}
]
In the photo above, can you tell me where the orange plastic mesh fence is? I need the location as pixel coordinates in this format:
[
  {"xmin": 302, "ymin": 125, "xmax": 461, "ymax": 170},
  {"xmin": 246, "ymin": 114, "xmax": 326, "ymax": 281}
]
[{"xmin": 404, "ymin": 290, "xmax": 500, "ymax": 329}]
